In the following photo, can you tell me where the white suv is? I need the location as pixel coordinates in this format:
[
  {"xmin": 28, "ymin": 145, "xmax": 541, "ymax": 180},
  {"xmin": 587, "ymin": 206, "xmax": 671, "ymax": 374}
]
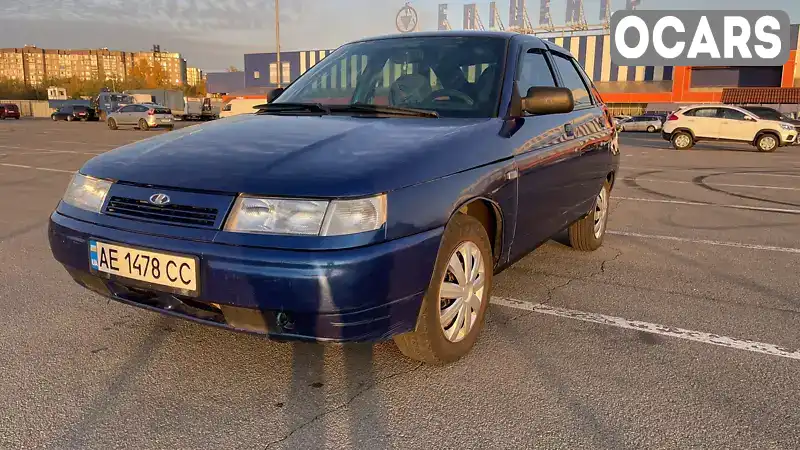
[{"xmin": 662, "ymin": 105, "xmax": 798, "ymax": 152}]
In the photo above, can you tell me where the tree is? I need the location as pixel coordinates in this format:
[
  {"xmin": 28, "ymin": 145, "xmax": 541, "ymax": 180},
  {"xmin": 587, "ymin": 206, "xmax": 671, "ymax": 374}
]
[
  {"xmin": 129, "ymin": 59, "xmax": 172, "ymax": 89},
  {"xmin": 227, "ymin": 66, "xmax": 241, "ymax": 72}
]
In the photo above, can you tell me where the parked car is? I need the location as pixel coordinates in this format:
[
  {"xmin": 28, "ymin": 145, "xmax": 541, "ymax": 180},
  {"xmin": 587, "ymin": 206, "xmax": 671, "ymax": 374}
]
[
  {"xmin": 618, "ymin": 115, "xmax": 662, "ymax": 133},
  {"xmin": 220, "ymin": 98, "xmax": 267, "ymax": 118},
  {"xmin": 48, "ymin": 31, "xmax": 619, "ymax": 364},
  {"xmin": 663, "ymin": 104, "xmax": 798, "ymax": 152},
  {"xmin": 51, "ymin": 105, "xmax": 98, "ymax": 122},
  {"xmin": 107, "ymin": 104, "xmax": 174, "ymax": 131},
  {"xmin": 0, "ymin": 103, "xmax": 21, "ymax": 119},
  {"xmin": 741, "ymin": 106, "xmax": 800, "ymax": 135}
]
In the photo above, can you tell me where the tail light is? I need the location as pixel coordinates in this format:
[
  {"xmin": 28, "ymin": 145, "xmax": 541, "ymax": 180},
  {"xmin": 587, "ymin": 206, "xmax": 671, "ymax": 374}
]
[
  {"xmin": 667, "ymin": 114, "xmax": 679, "ymax": 121},
  {"xmin": 147, "ymin": 109, "xmax": 155, "ymax": 115}
]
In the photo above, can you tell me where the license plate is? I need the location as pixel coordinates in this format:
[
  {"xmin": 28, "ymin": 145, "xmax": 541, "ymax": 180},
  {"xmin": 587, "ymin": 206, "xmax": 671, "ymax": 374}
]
[{"xmin": 90, "ymin": 240, "xmax": 198, "ymax": 293}]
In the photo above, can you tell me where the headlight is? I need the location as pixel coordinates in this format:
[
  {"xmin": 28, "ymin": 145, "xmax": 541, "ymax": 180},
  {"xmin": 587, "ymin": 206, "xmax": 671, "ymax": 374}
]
[
  {"xmin": 225, "ymin": 194, "xmax": 386, "ymax": 236},
  {"xmin": 62, "ymin": 174, "xmax": 112, "ymax": 213},
  {"xmin": 780, "ymin": 123, "xmax": 794, "ymax": 130}
]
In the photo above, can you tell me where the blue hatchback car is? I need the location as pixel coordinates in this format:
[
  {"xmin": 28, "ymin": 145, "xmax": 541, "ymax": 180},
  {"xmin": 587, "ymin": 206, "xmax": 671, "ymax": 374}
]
[{"xmin": 49, "ymin": 31, "xmax": 619, "ymax": 364}]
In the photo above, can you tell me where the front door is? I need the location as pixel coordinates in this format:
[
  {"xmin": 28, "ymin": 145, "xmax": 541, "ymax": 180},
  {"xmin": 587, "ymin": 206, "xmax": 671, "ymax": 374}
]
[
  {"xmin": 717, "ymin": 108, "xmax": 760, "ymax": 142},
  {"xmin": 508, "ymin": 48, "xmax": 585, "ymax": 261}
]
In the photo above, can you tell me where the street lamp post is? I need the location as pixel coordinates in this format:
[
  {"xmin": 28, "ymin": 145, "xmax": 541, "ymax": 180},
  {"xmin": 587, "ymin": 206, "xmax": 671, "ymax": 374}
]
[{"xmin": 275, "ymin": 0, "xmax": 282, "ymax": 88}]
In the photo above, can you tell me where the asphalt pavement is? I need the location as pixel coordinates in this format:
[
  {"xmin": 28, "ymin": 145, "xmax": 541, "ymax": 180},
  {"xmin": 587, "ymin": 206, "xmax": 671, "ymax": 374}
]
[{"xmin": 1, "ymin": 119, "xmax": 799, "ymax": 449}]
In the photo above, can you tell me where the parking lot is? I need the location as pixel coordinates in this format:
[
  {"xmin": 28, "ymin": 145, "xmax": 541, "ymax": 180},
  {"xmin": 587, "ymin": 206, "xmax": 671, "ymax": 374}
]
[{"xmin": 2, "ymin": 119, "xmax": 799, "ymax": 449}]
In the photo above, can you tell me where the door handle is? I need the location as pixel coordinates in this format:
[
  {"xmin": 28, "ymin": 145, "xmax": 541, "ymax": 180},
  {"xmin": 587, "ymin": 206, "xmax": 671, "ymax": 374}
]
[{"xmin": 565, "ymin": 123, "xmax": 574, "ymax": 137}]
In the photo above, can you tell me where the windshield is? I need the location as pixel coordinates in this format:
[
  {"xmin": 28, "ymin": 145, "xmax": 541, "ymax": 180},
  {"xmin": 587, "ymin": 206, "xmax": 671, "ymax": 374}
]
[
  {"xmin": 747, "ymin": 108, "xmax": 788, "ymax": 121},
  {"xmin": 110, "ymin": 94, "xmax": 133, "ymax": 103},
  {"xmin": 275, "ymin": 36, "xmax": 508, "ymax": 118}
]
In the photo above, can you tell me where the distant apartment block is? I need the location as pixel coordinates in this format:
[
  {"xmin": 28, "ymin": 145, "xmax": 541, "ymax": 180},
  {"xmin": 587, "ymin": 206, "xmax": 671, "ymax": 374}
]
[
  {"xmin": 0, "ymin": 46, "xmax": 188, "ymax": 87},
  {"xmin": 186, "ymin": 67, "xmax": 204, "ymax": 87}
]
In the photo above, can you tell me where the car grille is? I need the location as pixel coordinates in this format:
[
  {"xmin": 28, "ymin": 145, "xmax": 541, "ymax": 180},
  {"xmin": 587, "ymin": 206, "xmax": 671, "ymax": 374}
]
[{"xmin": 105, "ymin": 196, "xmax": 219, "ymax": 228}]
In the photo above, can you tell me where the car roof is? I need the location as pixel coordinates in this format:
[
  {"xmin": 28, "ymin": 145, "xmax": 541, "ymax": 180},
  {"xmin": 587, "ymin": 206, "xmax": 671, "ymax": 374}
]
[{"xmin": 350, "ymin": 30, "xmax": 520, "ymax": 44}]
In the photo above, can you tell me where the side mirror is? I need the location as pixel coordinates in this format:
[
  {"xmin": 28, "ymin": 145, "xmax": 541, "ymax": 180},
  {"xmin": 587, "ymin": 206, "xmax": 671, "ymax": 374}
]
[
  {"xmin": 744, "ymin": 115, "xmax": 756, "ymax": 121},
  {"xmin": 521, "ymin": 87, "xmax": 574, "ymax": 116},
  {"xmin": 267, "ymin": 88, "xmax": 285, "ymax": 103}
]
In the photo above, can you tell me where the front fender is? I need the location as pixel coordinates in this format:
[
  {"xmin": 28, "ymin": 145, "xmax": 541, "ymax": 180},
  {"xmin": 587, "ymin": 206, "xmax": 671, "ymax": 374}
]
[{"xmin": 385, "ymin": 159, "xmax": 517, "ymax": 257}]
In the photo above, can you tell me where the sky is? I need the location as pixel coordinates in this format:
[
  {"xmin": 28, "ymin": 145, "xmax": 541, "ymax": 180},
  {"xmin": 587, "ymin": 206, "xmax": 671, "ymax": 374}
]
[{"xmin": 0, "ymin": 0, "xmax": 799, "ymax": 72}]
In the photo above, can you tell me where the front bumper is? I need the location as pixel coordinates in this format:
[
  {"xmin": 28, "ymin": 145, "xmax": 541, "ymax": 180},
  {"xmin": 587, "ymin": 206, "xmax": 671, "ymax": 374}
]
[{"xmin": 49, "ymin": 212, "xmax": 442, "ymax": 342}]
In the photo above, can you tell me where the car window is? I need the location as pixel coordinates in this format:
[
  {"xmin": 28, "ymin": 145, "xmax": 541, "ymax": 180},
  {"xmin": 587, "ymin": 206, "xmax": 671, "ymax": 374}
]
[
  {"xmin": 516, "ymin": 50, "xmax": 556, "ymax": 97},
  {"xmin": 61, "ymin": 106, "xmax": 73, "ymax": 113},
  {"xmin": 721, "ymin": 109, "xmax": 749, "ymax": 120},
  {"xmin": 118, "ymin": 106, "xmax": 135, "ymax": 112},
  {"xmin": 685, "ymin": 108, "xmax": 719, "ymax": 118},
  {"xmin": 136, "ymin": 105, "xmax": 150, "ymax": 113},
  {"xmin": 275, "ymin": 36, "xmax": 507, "ymax": 118},
  {"xmin": 551, "ymin": 53, "xmax": 592, "ymax": 108},
  {"xmin": 746, "ymin": 108, "xmax": 783, "ymax": 121}
]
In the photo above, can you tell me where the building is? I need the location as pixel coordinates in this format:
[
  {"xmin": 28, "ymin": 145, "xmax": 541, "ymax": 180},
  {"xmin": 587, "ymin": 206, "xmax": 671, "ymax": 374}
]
[
  {"xmin": 244, "ymin": 49, "xmax": 335, "ymax": 89},
  {"xmin": 0, "ymin": 46, "xmax": 188, "ymax": 87},
  {"xmin": 205, "ymin": 71, "xmax": 246, "ymax": 95},
  {"xmin": 133, "ymin": 50, "xmax": 187, "ymax": 86},
  {"xmin": 186, "ymin": 67, "xmax": 204, "ymax": 87},
  {"xmin": 238, "ymin": 25, "xmax": 800, "ymax": 114}
]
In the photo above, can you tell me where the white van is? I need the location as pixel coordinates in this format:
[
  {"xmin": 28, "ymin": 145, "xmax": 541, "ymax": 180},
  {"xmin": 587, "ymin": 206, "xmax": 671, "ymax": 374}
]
[{"xmin": 220, "ymin": 98, "xmax": 267, "ymax": 118}]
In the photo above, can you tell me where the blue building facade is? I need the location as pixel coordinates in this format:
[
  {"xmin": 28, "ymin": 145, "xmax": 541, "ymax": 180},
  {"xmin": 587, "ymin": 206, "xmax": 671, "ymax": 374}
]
[{"xmin": 206, "ymin": 71, "xmax": 246, "ymax": 94}]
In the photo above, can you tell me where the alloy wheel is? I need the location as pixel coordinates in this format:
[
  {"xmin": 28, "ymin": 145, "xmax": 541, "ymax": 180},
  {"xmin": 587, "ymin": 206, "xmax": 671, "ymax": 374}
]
[
  {"xmin": 760, "ymin": 136, "xmax": 777, "ymax": 151},
  {"xmin": 675, "ymin": 134, "xmax": 691, "ymax": 149},
  {"xmin": 438, "ymin": 241, "xmax": 485, "ymax": 343},
  {"xmin": 594, "ymin": 186, "xmax": 609, "ymax": 239}
]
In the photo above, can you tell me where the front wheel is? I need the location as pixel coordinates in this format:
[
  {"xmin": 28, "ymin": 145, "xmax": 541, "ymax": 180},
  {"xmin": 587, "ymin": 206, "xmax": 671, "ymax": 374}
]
[
  {"xmin": 394, "ymin": 213, "xmax": 493, "ymax": 364},
  {"xmin": 138, "ymin": 119, "xmax": 149, "ymax": 131},
  {"xmin": 756, "ymin": 134, "xmax": 778, "ymax": 152},
  {"xmin": 568, "ymin": 180, "xmax": 611, "ymax": 252},
  {"xmin": 107, "ymin": 119, "xmax": 118, "ymax": 130},
  {"xmin": 647, "ymin": 125, "xmax": 656, "ymax": 133}
]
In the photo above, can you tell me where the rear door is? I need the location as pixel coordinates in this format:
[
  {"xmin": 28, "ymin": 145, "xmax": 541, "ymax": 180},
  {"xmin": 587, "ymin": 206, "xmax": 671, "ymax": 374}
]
[
  {"xmin": 683, "ymin": 107, "xmax": 722, "ymax": 139},
  {"xmin": 509, "ymin": 46, "xmax": 584, "ymax": 260},
  {"xmin": 549, "ymin": 51, "xmax": 612, "ymax": 219},
  {"xmin": 116, "ymin": 105, "xmax": 136, "ymax": 124}
]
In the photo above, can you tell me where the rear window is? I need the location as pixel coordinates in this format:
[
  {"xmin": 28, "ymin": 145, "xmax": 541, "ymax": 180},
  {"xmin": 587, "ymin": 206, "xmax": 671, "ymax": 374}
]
[
  {"xmin": 153, "ymin": 108, "xmax": 171, "ymax": 115},
  {"xmin": 73, "ymin": 106, "xmax": 87, "ymax": 111},
  {"xmin": 7, "ymin": 104, "xmax": 19, "ymax": 111}
]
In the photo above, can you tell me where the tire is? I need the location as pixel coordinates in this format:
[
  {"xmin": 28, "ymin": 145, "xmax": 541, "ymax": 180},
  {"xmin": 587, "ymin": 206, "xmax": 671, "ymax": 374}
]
[
  {"xmin": 671, "ymin": 131, "xmax": 694, "ymax": 150},
  {"xmin": 166, "ymin": 125, "xmax": 174, "ymax": 131},
  {"xmin": 393, "ymin": 213, "xmax": 493, "ymax": 364},
  {"xmin": 107, "ymin": 119, "xmax": 118, "ymax": 130},
  {"xmin": 756, "ymin": 133, "xmax": 779, "ymax": 152},
  {"xmin": 647, "ymin": 125, "xmax": 656, "ymax": 133},
  {"xmin": 568, "ymin": 180, "xmax": 611, "ymax": 252},
  {"xmin": 51, "ymin": 115, "xmax": 57, "ymax": 121},
  {"xmin": 138, "ymin": 119, "xmax": 149, "ymax": 131},
  {"xmin": 66, "ymin": 115, "xmax": 74, "ymax": 122}
]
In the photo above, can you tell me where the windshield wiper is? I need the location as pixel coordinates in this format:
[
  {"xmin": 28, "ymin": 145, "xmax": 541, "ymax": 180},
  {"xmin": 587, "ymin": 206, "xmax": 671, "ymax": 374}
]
[
  {"xmin": 254, "ymin": 102, "xmax": 331, "ymax": 115},
  {"xmin": 329, "ymin": 103, "xmax": 439, "ymax": 118}
]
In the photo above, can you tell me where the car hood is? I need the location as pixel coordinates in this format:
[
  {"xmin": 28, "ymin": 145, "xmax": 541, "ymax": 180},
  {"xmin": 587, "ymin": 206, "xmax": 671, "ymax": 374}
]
[{"xmin": 81, "ymin": 114, "xmax": 507, "ymax": 197}]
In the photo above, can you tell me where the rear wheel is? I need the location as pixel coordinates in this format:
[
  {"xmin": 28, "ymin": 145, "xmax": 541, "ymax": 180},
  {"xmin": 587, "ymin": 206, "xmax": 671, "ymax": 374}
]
[
  {"xmin": 107, "ymin": 118, "xmax": 118, "ymax": 130},
  {"xmin": 671, "ymin": 131, "xmax": 694, "ymax": 150},
  {"xmin": 568, "ymin": 180, "xmax": 610, "ymax": 252},
  {"xmin": 138, "ymin": 119, "xmax": 149, "ymax": 131},
  {"xmin": 66, "ymin": 115, "xmax": 74, "ymax": 122},
  {"xmin": 394, "ymin": 214, "xmax": 493, "ymax": 364},
  {"xmin": 51, "ymin": 115, "xmax": 57, "ymax": 121},
  {"xmin": 647, "ymin": 125, "xmax": 656, "ymax": 133},
  {"xmin": 756, "ymin": 133, "xmax": 778, "ymax": 152}
]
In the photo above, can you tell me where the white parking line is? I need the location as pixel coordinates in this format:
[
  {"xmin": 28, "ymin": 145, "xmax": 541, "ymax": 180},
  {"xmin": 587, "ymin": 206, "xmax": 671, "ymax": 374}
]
[
  {"xmin": 622, "ymin": 177, "xmax": 800, "ymax": 192},
  {"xmin": 607, "ymin": 231, "xmax": 800, "ymax": 254},
  {"xmin": 614, "ymin": 196, "xmax": 800, "ymax": 215},
  {"xmin": 622, "ymin": 166, "xmax": 800, "ymax": 179},
  {"xmin": 0, "ymin": 145, "xmax": 105, "ymax": 156},
  {"xmin": 0, "ymin": 163, "xmax": 74, "ymax": 174},
  {"xmin": 491, "ymin": 298, "xmax": 800, "ymax": 361}
]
